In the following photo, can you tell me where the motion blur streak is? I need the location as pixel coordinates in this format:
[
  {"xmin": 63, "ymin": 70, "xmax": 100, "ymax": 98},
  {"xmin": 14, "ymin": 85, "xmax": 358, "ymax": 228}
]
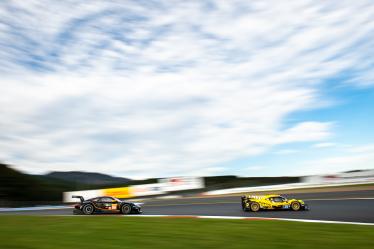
[{"xmin": 1, "ymin": 190, "xmax": 374, "ymax": 224}]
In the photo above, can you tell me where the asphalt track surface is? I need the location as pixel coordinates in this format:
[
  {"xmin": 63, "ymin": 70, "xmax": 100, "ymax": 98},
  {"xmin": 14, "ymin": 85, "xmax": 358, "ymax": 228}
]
[{"xmin": 1, "ymin": 190, "xmax": 374, "ymax": 223}]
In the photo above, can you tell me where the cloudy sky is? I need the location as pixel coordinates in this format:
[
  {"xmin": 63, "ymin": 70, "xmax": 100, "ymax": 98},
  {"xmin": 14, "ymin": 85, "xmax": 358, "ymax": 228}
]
[{"xmin": 0, "ymin": 0, "xmax": 373, "ymax": 179}]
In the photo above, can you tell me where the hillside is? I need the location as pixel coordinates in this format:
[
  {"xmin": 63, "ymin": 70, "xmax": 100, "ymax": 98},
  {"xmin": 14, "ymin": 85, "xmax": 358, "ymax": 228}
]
[
  {"xmin": 0, "ymin": 163, "xmax": 72, "ymax": 206},
  {"xmin": 0, "ymin": 164, "xmax": 132, "ymax": 206},
  {"xmin": 45, "ymin": 171, "xmax": 130, "ymax": 186}
]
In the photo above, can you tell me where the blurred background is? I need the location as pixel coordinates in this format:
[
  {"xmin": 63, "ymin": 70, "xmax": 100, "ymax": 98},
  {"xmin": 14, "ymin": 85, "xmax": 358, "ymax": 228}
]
[
  {"xmin": 0, "ymin": 0, "xmax": 374, "ymax": 230},
  {"xmin": 1, "ymin": 0, "xmax": 373, "ymax": 207},
  {"xmin": 1, "ymin": 162, "xmax": 374, "ymax": 207}
]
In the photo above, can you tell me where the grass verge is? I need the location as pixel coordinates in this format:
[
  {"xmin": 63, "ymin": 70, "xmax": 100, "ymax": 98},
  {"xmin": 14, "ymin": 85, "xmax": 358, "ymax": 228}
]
[{"xmin": 0, "ymin": 216, "xmax": 373, "ymax": 249}]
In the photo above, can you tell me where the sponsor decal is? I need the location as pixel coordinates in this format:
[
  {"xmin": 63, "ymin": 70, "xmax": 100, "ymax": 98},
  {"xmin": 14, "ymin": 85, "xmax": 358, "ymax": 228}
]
[{"xmin": 104, "ymin": 187, "xmax": 133, "ymax": 198}]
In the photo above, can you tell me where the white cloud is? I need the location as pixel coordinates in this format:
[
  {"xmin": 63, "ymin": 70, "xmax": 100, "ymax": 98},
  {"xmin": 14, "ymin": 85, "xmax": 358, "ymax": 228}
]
[
  {"xmin": 312, "ymin": 142, "xmax": 336, "ymax": 148},
  {"xmin": 0, "ymin": 1, "xmax": 373, "ymax": 178},
  {"xmin": 275, "ymin": 122, "xmax": 332, "ymax": 144},
  {"xmin": 345, "ymin": 144, "xmax": 374, "ymax": 154},
  {"xmin": 274, "ymin": 149, "xmax": 298, "ymax": 155},
  {"xmin": 291, "ymin": 144, "xmax": 374, "ymax": 176}
]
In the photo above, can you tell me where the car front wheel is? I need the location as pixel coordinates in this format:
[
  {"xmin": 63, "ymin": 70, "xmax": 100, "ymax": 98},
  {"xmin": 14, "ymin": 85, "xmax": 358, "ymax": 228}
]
[
  {"xmin": 121, "ymin": 204, "xmax": 132, "ymax": 214},
  {"xmin": 291, "ymin": 201, "xmax": 301, "ymax": 211}
]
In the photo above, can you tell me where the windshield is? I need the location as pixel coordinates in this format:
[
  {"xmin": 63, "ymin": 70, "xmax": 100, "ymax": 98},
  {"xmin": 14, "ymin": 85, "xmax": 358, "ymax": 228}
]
[
  {"xmin": 272, "ymin": 196, "xmax": 287, "ymax": 202},
  {"xmin": 111, "ymin": 197, "xmax": 121, "ymax": 202}
]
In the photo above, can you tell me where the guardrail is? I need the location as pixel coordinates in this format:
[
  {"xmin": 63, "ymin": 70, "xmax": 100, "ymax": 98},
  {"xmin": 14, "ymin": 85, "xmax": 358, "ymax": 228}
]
[{"xmin": 203, "ymin": 180, "xmax": 374, "ymax": 196}]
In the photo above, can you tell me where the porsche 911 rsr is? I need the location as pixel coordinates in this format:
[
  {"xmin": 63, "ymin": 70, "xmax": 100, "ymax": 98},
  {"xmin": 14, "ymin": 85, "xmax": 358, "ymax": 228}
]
[
  {"xmin": 241, "ymin": 194, "xmax": 309, "ymax": 212},
  {"xmin": 72, "ymin": 195, "xmax": 142, "ymax": 215}
]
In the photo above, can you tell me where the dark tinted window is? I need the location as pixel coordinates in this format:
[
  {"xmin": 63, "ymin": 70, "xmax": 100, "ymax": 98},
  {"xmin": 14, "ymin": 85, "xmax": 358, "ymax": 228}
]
[
  {"xmin": 100, "ymin": 197, "xmax": 113, "ymax": 202},
  {"xmin": 272, "ymin": 197, "xmax": 284, "ymax": 202}
]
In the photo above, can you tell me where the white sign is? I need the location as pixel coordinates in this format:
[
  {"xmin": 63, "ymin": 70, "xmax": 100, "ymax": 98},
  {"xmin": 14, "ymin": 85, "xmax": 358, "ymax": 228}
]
[
  {"xmin": 130, "ymin": 183, "xmax": 166, "ymax": 196},
  {"xmin": 160, "ymin": 177, "xmax": 204, "ymax": 192}
]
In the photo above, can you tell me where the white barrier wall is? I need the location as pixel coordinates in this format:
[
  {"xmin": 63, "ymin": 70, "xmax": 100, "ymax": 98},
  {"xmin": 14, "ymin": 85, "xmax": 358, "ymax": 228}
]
[
  {"xmin": 131, "ymin": 183, "xmax": 165, "ymax": 197},
  {"xmin": 159, "ymin": 177, "xmax": 204, "ymax": 192},
  {"xmin": 63, "ymin": 189, "xmax": 103, "ymax": 202},
  {"xmin": 63, "ymin": 177, "xmax": 204, "ymax": 202},
  {"xmin": 303, "ymin": 170, "xmax": 374, "ymax": 184}
]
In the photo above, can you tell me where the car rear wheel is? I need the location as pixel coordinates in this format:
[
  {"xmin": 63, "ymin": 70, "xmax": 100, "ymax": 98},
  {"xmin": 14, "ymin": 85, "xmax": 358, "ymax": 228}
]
[
  {"xmin": 82, "ymin": 204, "xmax": 94, "ymax": 215},
  {"xmin": 291, "ymin": 201, "xmax": 301, "ymax": 211},
  {"xmin": 121, "ymin": 204, "xmax": 132, "ymax": 214},
  {"xmin": 250, "ymin": 202, "xmax": 260, "ymax": 212}
]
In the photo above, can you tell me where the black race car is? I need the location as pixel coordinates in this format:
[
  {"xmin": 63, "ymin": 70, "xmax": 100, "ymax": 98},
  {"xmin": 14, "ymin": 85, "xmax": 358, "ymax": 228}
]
[{"xmin": 72, "ymin": 195, "xmax": 142, "ymax": 215}]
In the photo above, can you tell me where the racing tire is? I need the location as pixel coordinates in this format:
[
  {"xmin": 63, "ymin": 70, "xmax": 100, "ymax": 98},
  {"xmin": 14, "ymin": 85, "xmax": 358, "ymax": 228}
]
[
  {"xmin": 82, "ymin": 204, "xmax": 95, "ymax": 215},
  {"xmin": 121, "ymin": 204, "xmax": 132, "ymax": 214},
  {"xmin": 250, "ymin": 202, "xmax": 260, "ymax": 212},
  {"xmin": 291, "ymin": 201, "xmax": 301, "ymax": 211}
]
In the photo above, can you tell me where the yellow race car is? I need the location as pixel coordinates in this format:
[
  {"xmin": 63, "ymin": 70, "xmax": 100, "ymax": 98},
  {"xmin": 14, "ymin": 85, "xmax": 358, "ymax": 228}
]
[{"xmin": 241, "ymin": 194, "xmax": 309, "ymax": 212}]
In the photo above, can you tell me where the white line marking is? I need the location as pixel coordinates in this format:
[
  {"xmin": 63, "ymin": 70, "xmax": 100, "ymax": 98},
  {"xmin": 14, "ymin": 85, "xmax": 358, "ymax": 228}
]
[
  {"xmin": 127, "ymin": 215, "xmax": 374, "ymax": 225},
  {"xmin": 46, "ymin": 214, "xmax": 374, "ymax": 225},
  {"xmin": 265, "ymin": 218, "xmax": 374, "ymax": 226},
  {"xmin": 305, "ymin": 197, "xmax": 374, "ymax": 201}
]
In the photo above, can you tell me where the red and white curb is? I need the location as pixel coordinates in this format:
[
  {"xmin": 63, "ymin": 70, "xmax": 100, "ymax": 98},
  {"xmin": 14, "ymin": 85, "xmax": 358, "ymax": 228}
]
[{"xmin": 128, "ymin": 215, "xmax": 374, "ymax": 226}]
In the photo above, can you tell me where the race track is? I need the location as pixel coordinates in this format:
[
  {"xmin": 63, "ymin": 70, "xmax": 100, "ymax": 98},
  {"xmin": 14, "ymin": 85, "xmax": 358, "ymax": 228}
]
[{"xmin": 1, "ymin": 190, "xmax": 374, "ymax": 223}]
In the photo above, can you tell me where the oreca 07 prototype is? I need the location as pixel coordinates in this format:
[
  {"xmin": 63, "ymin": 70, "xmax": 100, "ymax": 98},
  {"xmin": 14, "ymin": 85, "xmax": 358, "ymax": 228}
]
[{"xmin": 241, "ymin": 194, "xmax": 309, "ymax": 212}]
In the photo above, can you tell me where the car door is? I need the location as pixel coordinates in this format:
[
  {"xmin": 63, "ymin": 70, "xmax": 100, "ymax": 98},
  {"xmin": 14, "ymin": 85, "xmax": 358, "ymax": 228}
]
[
  {"xmin": 94, "ymin": 197, "xmax": 106, "ymax": 210},
  {"xmin": 100, "ymin": 197, "xmax": 119, "ymax": 211},
  {"xmin": 261, "ymin": 198, "xmax": 272, "ymax": 209},
  {"xmin": 95, "ymin": 197, "xmax": 110, "ymax": 210},
  {"xmin": 270, "ymin": 196, "xmax": 287, "ymax": 208}
]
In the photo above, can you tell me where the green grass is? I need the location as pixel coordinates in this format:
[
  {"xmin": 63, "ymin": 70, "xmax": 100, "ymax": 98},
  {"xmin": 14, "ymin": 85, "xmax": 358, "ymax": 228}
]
[{"xmin": 0, "ymin": 216, "xmax": 373, "ymax": 249}]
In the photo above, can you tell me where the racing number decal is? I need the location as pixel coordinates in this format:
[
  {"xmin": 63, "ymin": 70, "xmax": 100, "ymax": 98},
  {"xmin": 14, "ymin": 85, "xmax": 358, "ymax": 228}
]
[{"xmin": 106, "ymin": 204, "xmax": 117, "ymax": 210}]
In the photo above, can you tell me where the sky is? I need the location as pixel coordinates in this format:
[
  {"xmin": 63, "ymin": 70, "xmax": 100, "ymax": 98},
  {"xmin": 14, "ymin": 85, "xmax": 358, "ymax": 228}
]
[{"xmin": 0, "ymin": 0, "xmax": 373, "ymax": 179}]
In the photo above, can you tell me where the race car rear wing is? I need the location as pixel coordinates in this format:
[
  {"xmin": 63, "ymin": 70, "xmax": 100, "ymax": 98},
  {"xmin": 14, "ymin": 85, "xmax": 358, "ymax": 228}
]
[{"xmin": 72, "ymin": 195, "xmax": 84, "ymax": 203}]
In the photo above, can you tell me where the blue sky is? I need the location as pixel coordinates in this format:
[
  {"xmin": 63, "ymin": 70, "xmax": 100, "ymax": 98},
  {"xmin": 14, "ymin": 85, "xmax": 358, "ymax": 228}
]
[{"xmin": 0, "ymin": 0, "xmax": 373, "ymax": 179}]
